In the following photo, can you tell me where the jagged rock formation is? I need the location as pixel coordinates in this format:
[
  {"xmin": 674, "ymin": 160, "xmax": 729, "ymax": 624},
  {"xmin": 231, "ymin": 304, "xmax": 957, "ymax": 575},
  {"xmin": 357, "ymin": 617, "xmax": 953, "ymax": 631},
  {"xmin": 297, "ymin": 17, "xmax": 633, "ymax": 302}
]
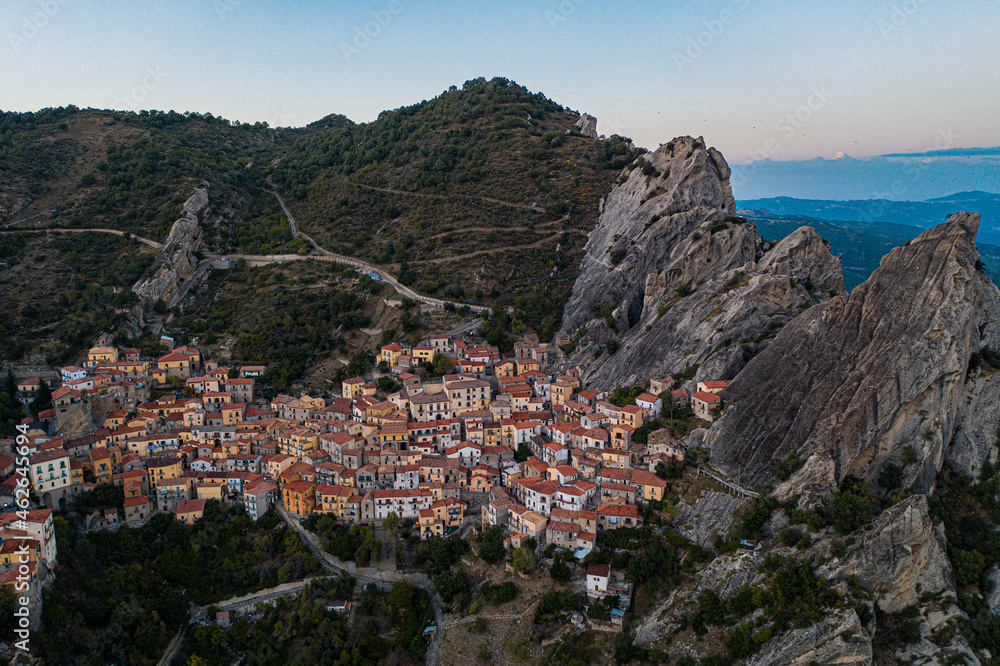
[
  {"xmin": 821, "ymin": 496, "xmax": 950, "ymax": 613},
  {"xmin": 708, "ymin": 212, "xmax": 1000, "ymax": 493},
  {"xmin": 743, "ymin": 608, "xmax": 872, "ymax": 666},
  {"xmin": 558, "ymin": 136, "xmax": 842, "ymax": 387},
  {"xmin": 573, "ymin": 113, "xmax": 598, "ymax": 138},
  {"xmin": 674, "ymin": 490, "xmax": 746, "ymax": 548},
  {"xmin": 818, "ymin": 496, "xmax": 980, "ymax": 664},
  {"xmin": 132, "ymin": 189, "xmax": 208, "ymax": 315},
  {"xmin": 54, "ymin": 401, "xmax": 95, "ymax": 439}
]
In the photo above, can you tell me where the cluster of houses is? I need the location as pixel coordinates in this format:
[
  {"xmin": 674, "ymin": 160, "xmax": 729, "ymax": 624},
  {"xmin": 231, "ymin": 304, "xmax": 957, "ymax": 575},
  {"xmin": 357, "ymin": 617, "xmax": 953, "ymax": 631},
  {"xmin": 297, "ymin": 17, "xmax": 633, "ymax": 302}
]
[
  {"xmin": 0, "ymin": 507, "xmax": 56, "ymax": 599},
  {"xmin": 4, "ymin": 332, "xmax": 733, "ymax": 589}
]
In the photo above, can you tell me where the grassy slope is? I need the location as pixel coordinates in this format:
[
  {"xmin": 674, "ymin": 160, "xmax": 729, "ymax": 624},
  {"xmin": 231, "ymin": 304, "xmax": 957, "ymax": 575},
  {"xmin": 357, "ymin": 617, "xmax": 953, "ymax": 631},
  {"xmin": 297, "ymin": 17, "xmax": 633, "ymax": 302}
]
[{"xmin": 1, "ymin": 80, "xmax": 635, "ymax": 366}]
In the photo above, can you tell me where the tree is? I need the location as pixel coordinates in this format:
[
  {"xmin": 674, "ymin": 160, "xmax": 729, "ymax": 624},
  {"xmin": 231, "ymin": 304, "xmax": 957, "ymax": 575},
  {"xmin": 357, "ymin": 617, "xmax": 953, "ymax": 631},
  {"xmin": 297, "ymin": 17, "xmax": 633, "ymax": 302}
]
[
  {"xmin": 479, "ymin": 526, "xmax": 505, "ymax": 564},
  {"xmin": 4, "ymin": 370, "xmax": 16, "ymax": 400},
  {"xmin": 830, "ymin": 485, "xmax": 876, "ymax": 533},
  {"xmin": 227, "ymin": 366, "xmax": 239, "ymax": 379},
  {"xmin": 31, "ymin": 379, "xmax": 52, "ymax": 413},
  {"xmin": 431, "ymin": 353, "xmax": 454, "ymax": 376},
  {"xmin": 512, "ymin": 547, "xmax": 535, "ymax": 574},
  {"xmin": 153, "ymin": 298, "xmax": 168, "ymax": 314},
  {"xmin": 550, "ymin": 557, "xmax": 571, "ymax": 582},
  {"xmin": 383, "ymin": 512, "xmax": 400, "ymax": 535},
  {"xmin": 655, "ymin": 461, "xmax": 668, "ymax": 480}
]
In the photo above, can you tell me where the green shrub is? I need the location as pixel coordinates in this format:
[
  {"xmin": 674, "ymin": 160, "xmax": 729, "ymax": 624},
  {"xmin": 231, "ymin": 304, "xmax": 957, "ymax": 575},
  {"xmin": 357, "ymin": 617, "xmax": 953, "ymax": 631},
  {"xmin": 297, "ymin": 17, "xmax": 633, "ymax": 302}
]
[{"xmin": 481, "ymin": 581, "xmax": 518, "ymax": 605}]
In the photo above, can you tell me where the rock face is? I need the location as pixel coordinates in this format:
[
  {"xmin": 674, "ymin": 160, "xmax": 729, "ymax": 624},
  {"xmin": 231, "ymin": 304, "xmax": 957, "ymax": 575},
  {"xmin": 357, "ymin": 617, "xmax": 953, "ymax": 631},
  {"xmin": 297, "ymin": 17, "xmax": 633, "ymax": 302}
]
[
  {"xmin": 573, "ymin": 113, "xmax": 598, "ymax": 138},
  {"xmin": 822, "ymin": 496, "xmax": 951, "ymax": 613},
  {"xmin": 558, "ymin": 136, "xmax": 842, "ymax": 387},
  {"xmin": 133, "ymin": 189, "xmax": 208, "ymax": 312},
  {"xmin": 743, "ymin": 608, "xmax": 872, "ymax": 666},
  {"xmin": 674, "ymin": 490, "xmax": 746, "ymax": 548},
  {"xmin": 709, "ymin": 212, "xmax": 1000, "ymax": 492},
  {"xmin": 818, "ymin": 495, "xmax": 980, "ymax": 665}
]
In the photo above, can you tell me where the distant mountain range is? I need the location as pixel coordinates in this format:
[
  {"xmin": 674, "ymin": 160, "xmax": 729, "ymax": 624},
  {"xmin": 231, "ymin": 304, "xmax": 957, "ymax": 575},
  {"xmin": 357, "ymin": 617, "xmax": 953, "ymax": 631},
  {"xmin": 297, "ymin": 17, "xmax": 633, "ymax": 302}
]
[
  {"xmin": 743, "ymin": 209, "xmax": 1000, "ymax": 291},
  {"xmin": 730, "ymin": 147, "xmax": 1000, "ymax": 201},
  {"xmin": 738, "ymin": 191, "xmax": 1000, "ymax": 247}
]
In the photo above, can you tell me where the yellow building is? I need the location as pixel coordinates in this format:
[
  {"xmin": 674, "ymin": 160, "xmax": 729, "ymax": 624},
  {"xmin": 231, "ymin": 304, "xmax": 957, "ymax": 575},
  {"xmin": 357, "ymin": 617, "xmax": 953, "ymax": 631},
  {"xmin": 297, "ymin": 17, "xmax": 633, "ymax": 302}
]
[
  {"xmin": 175, "ymin": 499, "xmax": 205, "ymax": 525},
  {"xmin": 148, "ymin": 458, "xmax": 183, "ymax": 487},
  {"xmin": 87, "ymin": 346, "xmax": 119, "ymax": 367},
  {"xmin": 418, "ymin": 497, "xmax": 467, "ymax": 539},
  {"xmin": 282, "ymin": 481, "xmax": 317, "ymax": 515},
  {"xmin": 380, "ymin": 343, "xmax": 408, "ymax": 367},
  {"xmin": 156, "ymin": 352, "xmax": 193, "ymax": 381},
  {"xmin": 316, "ymin": 484, "xmax": 353, "ymax": 517}
]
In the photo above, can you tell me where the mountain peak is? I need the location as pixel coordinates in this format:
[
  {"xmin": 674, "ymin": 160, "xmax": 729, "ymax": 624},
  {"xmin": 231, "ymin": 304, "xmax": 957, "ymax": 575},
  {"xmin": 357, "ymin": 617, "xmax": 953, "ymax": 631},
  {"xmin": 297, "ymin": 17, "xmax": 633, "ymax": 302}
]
[{"xmin": 709, "ymin": 211, "xmax": 999, "ymax": 496}]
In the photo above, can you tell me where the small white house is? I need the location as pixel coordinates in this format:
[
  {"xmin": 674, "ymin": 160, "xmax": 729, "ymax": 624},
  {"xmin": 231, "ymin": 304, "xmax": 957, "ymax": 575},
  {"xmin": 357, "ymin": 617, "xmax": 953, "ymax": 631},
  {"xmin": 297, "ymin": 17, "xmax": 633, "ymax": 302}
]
[
  {"xmin": 586, "ymin": 563, "xmax": 610, "ymax": 596},
  {"xmin": 635, "ymin": 393, "xmax": 663, "ymax": 419},
  {"xmin": 60, "ymin": 366, "xmax": 87, "ymax": 383}
]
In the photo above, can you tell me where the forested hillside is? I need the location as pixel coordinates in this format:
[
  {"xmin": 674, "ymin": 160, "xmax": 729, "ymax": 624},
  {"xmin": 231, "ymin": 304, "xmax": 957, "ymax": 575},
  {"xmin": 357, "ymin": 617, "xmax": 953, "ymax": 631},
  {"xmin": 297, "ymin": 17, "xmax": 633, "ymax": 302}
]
[
  {"xmin": 1, "ymin": 79, "xmax": 637, "ymax": 355},
  {"xmin": 270, "ymin": 77, "xmax": 639, "ymax": 338}
]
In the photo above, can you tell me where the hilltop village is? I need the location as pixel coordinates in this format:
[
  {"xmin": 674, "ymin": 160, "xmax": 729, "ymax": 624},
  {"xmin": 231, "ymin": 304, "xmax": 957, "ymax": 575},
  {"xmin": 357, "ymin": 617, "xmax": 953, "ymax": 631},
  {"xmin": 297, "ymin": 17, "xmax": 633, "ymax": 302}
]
[{"xmin": 3, "ymin": 329, "xmax": 732, "ymax": 613}]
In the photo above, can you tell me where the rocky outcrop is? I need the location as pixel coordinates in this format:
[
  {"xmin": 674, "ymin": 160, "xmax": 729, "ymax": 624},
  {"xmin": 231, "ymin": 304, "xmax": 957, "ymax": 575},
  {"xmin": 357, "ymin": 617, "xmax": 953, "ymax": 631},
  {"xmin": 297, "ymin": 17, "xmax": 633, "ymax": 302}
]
[
  {"xmin": 742, "ymin": 608, "xmax": 872, "ymax": 666},
  {"xmin": 815, "ymin": 495, "xmax": 980, "ymax": 664},
  {"xmin": 132, "ymin": 189, "xmax": 208, "ymax": 313},
  {"xmin": 675, "ymin": 490, "xmax": 746, "ymax": 548},
  {"xmin": 54, "ymin": 401, "xmax": 95, "ymax": 439},
  {"xmin": 573, "ymin": 113, "xmax": 598, "ymax": 138},
  {"xmin": 821, "ymin": 496, "xmax": 951, "ymax": 613},
  {"xmin": 558, "ymin": 136, "xmax": 842, "ymax": 387},
  {"xmin": 709, "ymin": 212, "xmax": 1000, "ymax": 492}
]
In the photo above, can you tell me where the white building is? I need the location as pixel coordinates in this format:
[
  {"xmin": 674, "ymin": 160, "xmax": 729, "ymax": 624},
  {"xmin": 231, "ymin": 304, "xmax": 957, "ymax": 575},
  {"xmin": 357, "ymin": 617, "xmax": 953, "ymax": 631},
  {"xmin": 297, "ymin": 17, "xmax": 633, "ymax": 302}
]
[
  {"xmin": 586, "ymin": 563, "xmax": 610, "ymax": 596},
  {"xmin": 28, "ymin": 449, "xmax": 72, "ymax": 508}
]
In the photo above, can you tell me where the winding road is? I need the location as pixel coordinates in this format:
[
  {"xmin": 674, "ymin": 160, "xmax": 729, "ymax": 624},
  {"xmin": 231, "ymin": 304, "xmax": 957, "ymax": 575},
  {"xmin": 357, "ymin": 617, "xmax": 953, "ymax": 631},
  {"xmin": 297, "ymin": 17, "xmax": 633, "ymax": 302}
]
[
  {"xmin": 264, "ymin": 189, "xmax": 488, "ymax": 314},
  {"xmin": 349, "ymin": 182, "xmax": 544, "ymax": 212},
  {"xmin": 275, "ymin": 504, "xmax": 448, "ymax": 665}
]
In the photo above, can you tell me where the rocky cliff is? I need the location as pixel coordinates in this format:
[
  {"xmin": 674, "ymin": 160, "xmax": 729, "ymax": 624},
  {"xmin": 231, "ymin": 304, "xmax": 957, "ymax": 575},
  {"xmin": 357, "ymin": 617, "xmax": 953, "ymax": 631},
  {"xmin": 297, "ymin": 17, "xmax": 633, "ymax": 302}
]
[
  {"xmin": 708, "ymin": 212, "xmax": 1000, "ymax": 493},
  {"xmin": 573, "ymin": 113, "xmax": 599, "ymax": 139},
  {"xmin": 558, "ymin": 136, "xmax": 842, "ymax": 387},
  {"xmin": 132, "ymin": 188, "xmax": 208, "ymax": 315}
]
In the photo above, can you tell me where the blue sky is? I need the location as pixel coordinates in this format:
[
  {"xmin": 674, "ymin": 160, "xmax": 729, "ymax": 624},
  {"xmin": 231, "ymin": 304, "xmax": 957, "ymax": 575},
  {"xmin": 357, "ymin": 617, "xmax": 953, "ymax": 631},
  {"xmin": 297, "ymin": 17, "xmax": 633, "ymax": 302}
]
[{"xmin": 2, "ymin": 0, "xmax": 998, "ymax": 162}]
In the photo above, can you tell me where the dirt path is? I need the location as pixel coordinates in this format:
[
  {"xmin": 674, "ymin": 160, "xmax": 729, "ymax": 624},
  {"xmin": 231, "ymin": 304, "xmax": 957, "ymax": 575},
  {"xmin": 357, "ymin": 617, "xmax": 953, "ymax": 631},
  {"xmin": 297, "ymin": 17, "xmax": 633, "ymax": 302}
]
[
  {"xmin": 0, "ymin": 227, "xmax": 162, "ymax": 249},
  {"xmin": 277, "ymin": 505, "xmax": 448, "ymax": 665},
  {"xmin": 156, "ymin": 627, "xmax": 185, "ymax": 666},
  {"xmin": 409, "ymin": 229, "xmax": 584, "ymax": 265},
  {"xmin": 350, "ymin": 182, "xmax": 543, "ymax": 212}
]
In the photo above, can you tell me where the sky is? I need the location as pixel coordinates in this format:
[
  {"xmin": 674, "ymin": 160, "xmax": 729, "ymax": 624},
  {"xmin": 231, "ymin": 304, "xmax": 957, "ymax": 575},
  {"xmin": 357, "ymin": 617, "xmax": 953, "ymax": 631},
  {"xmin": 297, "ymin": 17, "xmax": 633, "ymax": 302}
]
[{"xmin": 2, "ymin": 0, "xmax": 999, "ymax": 163}]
